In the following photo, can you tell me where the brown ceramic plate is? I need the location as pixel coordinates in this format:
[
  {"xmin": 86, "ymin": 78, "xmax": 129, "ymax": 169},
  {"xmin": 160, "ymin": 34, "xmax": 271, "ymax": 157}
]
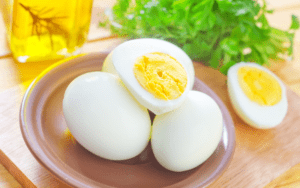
[{"xmin": 20, "ymin": 53, "xmax": 235, "ymax": 188}]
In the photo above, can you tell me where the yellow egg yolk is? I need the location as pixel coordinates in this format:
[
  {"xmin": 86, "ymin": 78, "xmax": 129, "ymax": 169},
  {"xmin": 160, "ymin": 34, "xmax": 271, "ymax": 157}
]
[
  {"xmin": 133, "ymin": 52, "xmax": 187, "ymax": 100},
  {"xmin": 238, "ymin": 66, "xmax": 282, "ymax": 106}
]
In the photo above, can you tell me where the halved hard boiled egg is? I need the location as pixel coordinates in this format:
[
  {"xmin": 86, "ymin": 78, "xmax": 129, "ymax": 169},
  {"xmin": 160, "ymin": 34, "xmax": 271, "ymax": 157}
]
[
  {"xmin": 102, "ymin": 38, "xmax": 195, "ymax": 115},
  {"xmin": 227, "ymin": 62, "xmax": 288, "ymax": 129}
]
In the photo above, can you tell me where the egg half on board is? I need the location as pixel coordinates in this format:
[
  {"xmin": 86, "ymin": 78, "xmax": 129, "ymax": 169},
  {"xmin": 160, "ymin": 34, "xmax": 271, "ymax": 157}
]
[
  {"xmin": 102, "ymin": 38, "xmax": 195, "ymax": 115},
  {"xmin": 227, "ymin": 62, "xmax": 288, "ymax": 129}
]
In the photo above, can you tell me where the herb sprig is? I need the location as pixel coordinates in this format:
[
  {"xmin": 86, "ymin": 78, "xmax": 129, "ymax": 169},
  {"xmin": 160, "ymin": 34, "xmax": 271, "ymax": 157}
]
[{"xmin": 101, "ymin": 0, "xmax": 299, "ymax": 74}]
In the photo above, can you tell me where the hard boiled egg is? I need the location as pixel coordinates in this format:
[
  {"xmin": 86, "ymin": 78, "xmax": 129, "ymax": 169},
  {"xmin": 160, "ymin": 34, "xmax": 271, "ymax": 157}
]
[
  {"xmin": 102, "ymin": 38, "xmax": 195, "ymax": 115},
  {"xmin": 63, "ymin": 72, "xmax": 151, "ymax": 160},
  {"xmin": 151, "ymin": 91, "xmax": 223, "ymax": 172},
  {"xmin": 227, "ymin": 62, "xmax": 288, "ymax": 129}
]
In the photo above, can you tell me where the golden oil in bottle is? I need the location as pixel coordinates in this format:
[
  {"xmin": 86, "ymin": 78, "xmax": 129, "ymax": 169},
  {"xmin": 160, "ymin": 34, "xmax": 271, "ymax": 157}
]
[{"xmin": 5, "ymin": 0, "xmax": 93, "ymax": 62}]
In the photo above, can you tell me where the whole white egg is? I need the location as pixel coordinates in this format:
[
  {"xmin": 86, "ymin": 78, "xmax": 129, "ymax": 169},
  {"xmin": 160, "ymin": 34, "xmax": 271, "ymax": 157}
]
[
  {"xmin": 102, "ymin": 38, "xmax": 195, "ymax": 115},
  {"xmin": 227, "ymin": 62, "xmax": 288, "ymax": 129},
  {"xmin": 63, "ymin": 72, "xmax": 151, "ymax": 160},
  {"xmin": 102, "ymin": 52, "xmax": 118, "ymax": 75},
  {"xmin": 151, "ymin": 91, "xmax": 223, "ymax": 172}
]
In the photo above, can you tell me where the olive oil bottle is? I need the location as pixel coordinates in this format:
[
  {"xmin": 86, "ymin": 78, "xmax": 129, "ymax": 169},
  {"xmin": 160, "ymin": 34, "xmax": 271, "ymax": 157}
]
[{"xmin": 2, "ymin": 0, "xmax": 93, "ymax": 62}]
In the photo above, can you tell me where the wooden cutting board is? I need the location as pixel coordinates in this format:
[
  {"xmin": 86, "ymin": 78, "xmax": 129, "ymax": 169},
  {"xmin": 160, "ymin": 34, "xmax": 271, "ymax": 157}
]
[{"xmin": 1, "ymin": 51, "xmax": 300, "ymax": 188}]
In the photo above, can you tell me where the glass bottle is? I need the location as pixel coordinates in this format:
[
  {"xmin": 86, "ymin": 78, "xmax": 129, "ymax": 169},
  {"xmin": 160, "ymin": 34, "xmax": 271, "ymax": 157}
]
[{"xmin": 1, "ymin": 0, "xmax": 93, "ymax": 62}]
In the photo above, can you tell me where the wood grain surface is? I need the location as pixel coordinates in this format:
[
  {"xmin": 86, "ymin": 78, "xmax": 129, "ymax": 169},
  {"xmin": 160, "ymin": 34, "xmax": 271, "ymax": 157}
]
[{"xmin": 1, "ymin": 0, "xmax": 300, "ymax": 188}]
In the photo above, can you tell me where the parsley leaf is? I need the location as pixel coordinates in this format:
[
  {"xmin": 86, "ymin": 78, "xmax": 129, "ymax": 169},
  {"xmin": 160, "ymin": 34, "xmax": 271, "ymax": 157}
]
[{"xmin": 101, "ymin": 0, "xmax": 300, "ymax": 75}]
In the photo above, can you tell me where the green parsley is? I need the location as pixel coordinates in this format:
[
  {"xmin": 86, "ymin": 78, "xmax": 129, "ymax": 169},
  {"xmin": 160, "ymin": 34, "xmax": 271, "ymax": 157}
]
[{"xmin": 101, "ymin": 0, "xmax": 300, "ymax": 74}]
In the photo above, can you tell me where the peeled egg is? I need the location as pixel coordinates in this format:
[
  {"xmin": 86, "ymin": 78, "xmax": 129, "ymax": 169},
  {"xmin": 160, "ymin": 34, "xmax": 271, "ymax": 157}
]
[
  {"xmin": 227, "ymin": 62, "xmax": 288, "ymax": 129},
  {"xmin": 102, "ymin": 38, "xmax": 195, "ymax": 115},
  {"xmin": 63, "ymin": 72, "xmax": 151, "ymax": 160},
  {"xmin": 102, "ymin": 52, "xmax": 118, "ymax": 75},
  {"xmin": 151, "ymin": 91, "xmax": 223, "ymax": 172}
]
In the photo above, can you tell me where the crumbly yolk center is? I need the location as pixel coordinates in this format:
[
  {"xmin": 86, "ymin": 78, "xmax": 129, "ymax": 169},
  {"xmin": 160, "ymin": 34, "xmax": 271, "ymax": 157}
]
[
  {"xmin": 238, "ymin": 66, "xmax": 282, "ymax": 106},
  {"xmin": 133, "ymin": 52, "xmax": 187, "ymax": 100}
]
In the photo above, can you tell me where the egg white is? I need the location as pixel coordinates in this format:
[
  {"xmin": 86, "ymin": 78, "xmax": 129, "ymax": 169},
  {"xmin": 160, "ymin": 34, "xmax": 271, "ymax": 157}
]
[
  {"xmin": 102, "ymin": 52, "xmax": 118, "ymax": 75},
  {"xmin": 227, "ymin": 62, "xmax": 288, "ymax": 129},
  {"xmin": 63, "ymin": 72, "xmax": 151, "ymax": 160},
  {"xmin": 102, "ymin": 38, "xmax": 195, "ymax": 115},
  {"xmin": 151, "ymin": 91, "xmax": 223, "ymax": 172}
]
